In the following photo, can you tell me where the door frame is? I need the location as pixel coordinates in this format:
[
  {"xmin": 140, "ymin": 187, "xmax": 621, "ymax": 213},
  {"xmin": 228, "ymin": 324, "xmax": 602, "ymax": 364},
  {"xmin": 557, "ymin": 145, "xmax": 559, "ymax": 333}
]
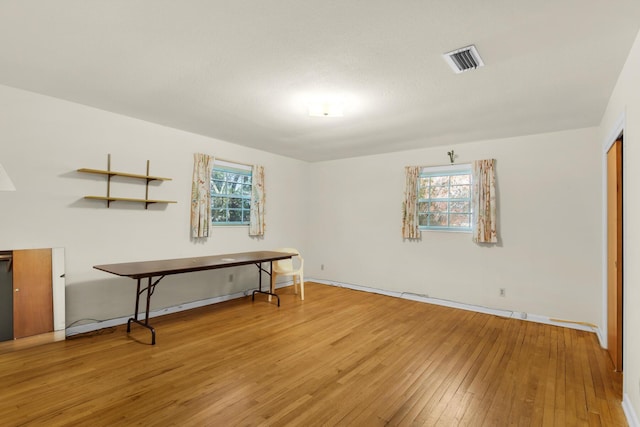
[{"xmin": 601, "ymin": 113, "xmax": 625, "ymax": 352}]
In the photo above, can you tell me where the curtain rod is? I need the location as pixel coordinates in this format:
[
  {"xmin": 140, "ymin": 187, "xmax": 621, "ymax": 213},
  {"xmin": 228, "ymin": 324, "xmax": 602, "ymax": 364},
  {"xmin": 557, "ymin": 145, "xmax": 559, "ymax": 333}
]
[
  {"xmin": 213, "ymin": 157, "xmax": 254, "ymax": 168},
  {"xmin": 412, "ymin": 162, "xmax": 472, "ymax": 169}
]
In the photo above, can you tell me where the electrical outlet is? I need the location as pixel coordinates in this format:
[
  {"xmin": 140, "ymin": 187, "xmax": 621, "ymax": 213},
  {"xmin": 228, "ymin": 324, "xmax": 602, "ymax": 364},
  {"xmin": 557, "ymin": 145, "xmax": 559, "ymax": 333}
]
[
  {"xmin": 321, "ymin": 264, "xmax": 324, "ymax": 270},
  {"xmin": 499, "ymin": 288, "xmax": 506, "ymax": 297}
]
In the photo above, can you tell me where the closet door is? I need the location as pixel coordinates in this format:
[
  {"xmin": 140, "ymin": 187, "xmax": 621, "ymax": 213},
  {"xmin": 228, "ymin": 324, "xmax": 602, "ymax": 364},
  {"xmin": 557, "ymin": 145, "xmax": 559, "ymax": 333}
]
[
  {"xmin": 607, "ymin": 140, "xmax": 623, "ymax": 371},
  {"xmin": 13, "ymin": 249, "xmax": 53, "ymax": 339},
  {"xmin": 0, "ymin": 255, "xmax": 13, "ymax": 341}
]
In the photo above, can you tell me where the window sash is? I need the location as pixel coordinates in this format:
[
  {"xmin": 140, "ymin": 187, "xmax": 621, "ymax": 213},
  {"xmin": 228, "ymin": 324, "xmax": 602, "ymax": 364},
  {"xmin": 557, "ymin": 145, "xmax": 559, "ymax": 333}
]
[
  {"xmin": 418, "ymin": 167, "xmax": 472, "ymax": 231},
  {"xmin": 211, "ymin": 165, "xmax": 252, "ymax": 225}
]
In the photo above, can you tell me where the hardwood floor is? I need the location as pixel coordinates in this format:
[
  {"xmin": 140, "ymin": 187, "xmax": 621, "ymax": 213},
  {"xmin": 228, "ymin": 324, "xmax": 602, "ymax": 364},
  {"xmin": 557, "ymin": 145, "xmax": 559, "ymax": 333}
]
[
  {"xmin": 0, "ymin": 330, "xmax": 66, "ymax": 356},
  {"xmin": 0, "ymin": 282, "xmax": 625, "ymax": 426}
]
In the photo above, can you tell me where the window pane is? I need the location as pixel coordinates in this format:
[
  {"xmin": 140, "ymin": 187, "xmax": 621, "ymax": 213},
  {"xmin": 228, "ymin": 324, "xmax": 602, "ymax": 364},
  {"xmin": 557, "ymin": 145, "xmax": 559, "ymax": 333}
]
[
  {"xmin": 429, "ymin": 201, "xmax": 448, "ymax": 212},
  {"xmin": 451, "ymin": 175, "xmax": 470, "ymax": 185},
  {"xmin": 226, "ymin": 173, "xmax": 240, "ymax": 183},
  {"xmin": 242, "ymin": 210, "xmax": 250, "ymax": 223},
  {"xmin": 419, "ymin": 177, "xmax": 429, "ymax": 189},
  {"xmin": 212, "ymin": 170, "xmax": 225, "ymax": 180},
  {"xmin": 450, "ymin": 214, "xmax": 471, "ymax": 227},
  {"xmin": 429, "ymin": 186, "xmax": 449, "ymax": 199},
  {"xmin": 450, "ymin": 201, "xmax": 470, "ymax": 213},
  {"xmin": 418, "ymin": 185, "xmax": 429, "ymax": 199},
  {"xmin": 418, "ymin": 213, "xmax": 428, "ymax": 226},
  {"xmin": 450, "ymin": 185, "xmax": 470, "ymax": 198},
  {"xmin": 228, "ymin": 197, "xmax": 242, "ymax": 208},
  {"xmin": 212, "ymin": 209, "xmax": 227, "ymax": 222},
  {"xmin": 428, "ymin": 213, "xmax": 447, "ymax": 226},
  {"xmin": 430, "ymin": 176, "xmax": 449, "ymax": 186},
  {"xmin": 212, "ymin": 197, "xmax": 228, "ymax": 208},
  {"xmin": 242, "ymin": 199, "xmax": 251, "ymax": 209},
  {"xmin": 229, "ymin": 183, "xmax": 242, "ymax": 195},
  {"xmin": 229, "ymin": 210, "xmax": 242, "ymax": 222},
  {"xmin": 242, "ymin": 184, "xmax": 252, "ymax": 196},
  {"xmin": 212, "ymin": 180, "xmax": 226, "ymax": 194},
  {"xmin": 418, "ymin": 202, "xmax": 429, "ymax": 213}
]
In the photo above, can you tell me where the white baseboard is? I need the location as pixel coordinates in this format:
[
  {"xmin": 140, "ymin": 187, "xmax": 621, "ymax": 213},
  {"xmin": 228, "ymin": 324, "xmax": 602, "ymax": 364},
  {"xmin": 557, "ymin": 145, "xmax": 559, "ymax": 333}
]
[
  {"xmin": 623, "ymin": 394, "xmax": 640, "ymax": 427},
  {"xmin": 67, "ymin": 278, "xmax": 601, "ymax": 337},
  {"xmin": 595, "ymin": 328, "xmax": 607, "ymax": 348},
  {"xmin": 309, "ymin": 278, "xmax": 601, "ymax": 335},
  {"xmin": 65, "ymin": 281, "xmax": 296, "ymax": 337},
  {"xmin": 66, "ymin": 289, "xmax": 251, "ymax": 336}
]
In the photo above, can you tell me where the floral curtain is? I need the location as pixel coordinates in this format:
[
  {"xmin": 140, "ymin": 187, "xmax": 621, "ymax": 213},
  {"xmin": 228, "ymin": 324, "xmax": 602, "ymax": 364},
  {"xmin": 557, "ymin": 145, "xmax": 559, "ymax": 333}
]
[
  {"xmin": 190, "ymin": 153, "xmax": 214, "ymax": 238},
  {"xmin": 249, "ymin": 165, "xmax": 265, "ymax": 236},
  {"xmin": 402, "ymin": 166, "xmax": 421, "ymax": 239},
  {"xmin": 472, "ymin": 159, "xmax": 498, "ymax": 243}
]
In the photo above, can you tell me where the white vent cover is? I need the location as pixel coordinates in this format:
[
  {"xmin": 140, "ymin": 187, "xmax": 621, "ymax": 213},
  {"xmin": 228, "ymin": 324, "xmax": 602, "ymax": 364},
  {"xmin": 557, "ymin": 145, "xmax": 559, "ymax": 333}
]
[{"xmin": 443, "ymin": 45, "xmax": 484, "ymax": 74}]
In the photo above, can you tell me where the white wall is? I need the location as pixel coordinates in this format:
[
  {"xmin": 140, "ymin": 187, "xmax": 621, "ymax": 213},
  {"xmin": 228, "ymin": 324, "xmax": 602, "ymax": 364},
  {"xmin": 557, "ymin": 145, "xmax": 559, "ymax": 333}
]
[
  {"xmin": 600, "ymin": 29, "xmax": 640, "ymax": 424},
  {"xmin": 0, "ymin": 84, "xmax": 309, "ymax": 326},
  {"xmin": 306, "ymin": 128, "xmax": 603, "ymax": 325}
]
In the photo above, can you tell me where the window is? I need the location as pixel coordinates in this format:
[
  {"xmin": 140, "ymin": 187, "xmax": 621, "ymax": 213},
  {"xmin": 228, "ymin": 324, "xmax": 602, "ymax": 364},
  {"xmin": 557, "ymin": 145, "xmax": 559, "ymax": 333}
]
[
  {"xmin": 418, "ymin": 164, "xmax": 472, "ymax": 232},
  {"xmin": 211, "ymin": 160, "xmax": 252, "ymax": 225}
]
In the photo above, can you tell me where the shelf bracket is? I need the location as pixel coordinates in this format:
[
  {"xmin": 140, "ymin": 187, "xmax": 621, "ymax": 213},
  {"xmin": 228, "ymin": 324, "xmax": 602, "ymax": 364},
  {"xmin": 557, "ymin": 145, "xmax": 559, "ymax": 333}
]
[{"xmin": 107, "ymin": 153, "xmax": 112, "ymax": 208}]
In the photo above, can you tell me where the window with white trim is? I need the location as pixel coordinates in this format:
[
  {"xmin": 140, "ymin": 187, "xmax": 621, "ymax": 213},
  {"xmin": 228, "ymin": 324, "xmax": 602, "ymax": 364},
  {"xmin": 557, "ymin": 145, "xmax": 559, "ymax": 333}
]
[
  {"xmin": 418, "ymin": 164, "xmax": 472, "ymax": 232},
  {"xmin": 211, "ymin": 160, "xmax": 252, "ymax": 225}
]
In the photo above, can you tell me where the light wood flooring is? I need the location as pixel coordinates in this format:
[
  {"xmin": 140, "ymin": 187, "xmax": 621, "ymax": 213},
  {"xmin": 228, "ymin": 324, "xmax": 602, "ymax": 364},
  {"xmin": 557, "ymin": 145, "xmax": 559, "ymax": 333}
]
[{"xmin": 0, "ymin": 282, "xmax": 626, "ymax": 426}]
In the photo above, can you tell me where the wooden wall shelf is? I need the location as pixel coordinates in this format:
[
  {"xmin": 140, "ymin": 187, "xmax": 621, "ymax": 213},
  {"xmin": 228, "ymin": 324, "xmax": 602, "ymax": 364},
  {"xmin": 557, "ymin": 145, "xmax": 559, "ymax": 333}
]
[
  {"xmin": 78, "ymin": 155, "xmax": 177, "ymax": 209},
  {"xmin": 76, "ymin": 168, "xmax": 172, "ymax": 182}
]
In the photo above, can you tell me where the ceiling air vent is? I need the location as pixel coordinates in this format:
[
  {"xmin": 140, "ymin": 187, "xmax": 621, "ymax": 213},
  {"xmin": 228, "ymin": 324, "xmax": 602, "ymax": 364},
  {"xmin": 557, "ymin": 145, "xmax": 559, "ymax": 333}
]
[{"xmin": 443, "ymin": 45, "xmax": 484, "ymax": 74}]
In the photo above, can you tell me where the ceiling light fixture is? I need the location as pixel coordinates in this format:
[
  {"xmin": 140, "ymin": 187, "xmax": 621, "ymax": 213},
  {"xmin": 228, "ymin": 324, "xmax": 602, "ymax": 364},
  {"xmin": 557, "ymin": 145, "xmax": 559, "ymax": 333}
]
[
  {"xmin": 308, "ymin": 102, "xmax": 344, "ymax": 117},
  {"xmin": 306, "ymin": 94, "xmax": 346, "ymax": 117}
]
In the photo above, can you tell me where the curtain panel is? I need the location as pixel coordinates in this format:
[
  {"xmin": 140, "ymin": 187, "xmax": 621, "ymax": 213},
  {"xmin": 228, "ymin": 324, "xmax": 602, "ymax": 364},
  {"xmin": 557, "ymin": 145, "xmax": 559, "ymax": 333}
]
[
  {"xmin": 190, "ymin": 153, "xmax": 214, "ymax": 238},
  {"xmin": 472, "ymin": 159, "xmax": 498, "ymax": 243},
  {"xmin": 249, "ymin": 165, "xmax": 265, "ymax": 236},
  {"xmin": 402, "ymin": 166, "xmax": 421, "ymax": 239}
]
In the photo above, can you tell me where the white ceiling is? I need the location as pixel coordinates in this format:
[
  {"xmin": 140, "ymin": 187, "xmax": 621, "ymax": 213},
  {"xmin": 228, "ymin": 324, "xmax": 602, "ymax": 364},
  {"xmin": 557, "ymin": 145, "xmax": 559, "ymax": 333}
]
[{"xmin": 1, "ymin": 1, "xmax": 639, "ymax": 162}]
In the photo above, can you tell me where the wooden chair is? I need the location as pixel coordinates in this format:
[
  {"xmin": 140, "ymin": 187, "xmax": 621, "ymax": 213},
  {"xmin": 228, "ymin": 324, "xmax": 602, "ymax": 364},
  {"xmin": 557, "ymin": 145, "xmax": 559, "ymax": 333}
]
[{"xmin": 271, "ymin": 248, "xmax": 304, "ymax": 300}]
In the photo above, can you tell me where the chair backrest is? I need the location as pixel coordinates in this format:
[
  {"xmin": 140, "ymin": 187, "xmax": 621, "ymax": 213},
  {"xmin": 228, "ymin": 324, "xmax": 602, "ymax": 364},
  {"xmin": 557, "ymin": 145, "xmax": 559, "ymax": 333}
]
[{"xmin": 274, "ymin": 247, "xmax": 300, "ymax": 271}]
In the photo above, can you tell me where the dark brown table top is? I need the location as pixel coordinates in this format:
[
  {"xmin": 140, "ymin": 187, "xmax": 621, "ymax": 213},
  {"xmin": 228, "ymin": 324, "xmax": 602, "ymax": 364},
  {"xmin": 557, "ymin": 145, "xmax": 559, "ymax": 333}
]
[{"xmin": 94, "ymin": 250, "xmax": 295, "ymax": 279}]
